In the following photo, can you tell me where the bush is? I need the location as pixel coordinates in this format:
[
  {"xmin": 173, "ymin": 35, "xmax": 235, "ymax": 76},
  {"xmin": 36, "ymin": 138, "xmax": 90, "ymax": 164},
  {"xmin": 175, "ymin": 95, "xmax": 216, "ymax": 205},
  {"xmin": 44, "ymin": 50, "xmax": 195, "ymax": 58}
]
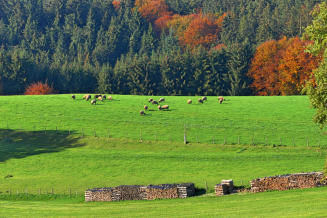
[{"xmin": 24, "ymin": 82, "xmax": 54, "ymax": 95}]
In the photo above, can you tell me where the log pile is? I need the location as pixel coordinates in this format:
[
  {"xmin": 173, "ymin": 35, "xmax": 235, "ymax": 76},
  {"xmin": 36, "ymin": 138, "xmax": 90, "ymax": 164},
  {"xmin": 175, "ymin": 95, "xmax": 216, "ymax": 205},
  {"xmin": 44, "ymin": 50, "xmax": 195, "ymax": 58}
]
[
  {"xmin": 85, "ymin": 183, "xmax": 195, "ymax": 202},
  {"xmin": 250, "ymin": 172, "xmax": 325, "ymax": 193},
  {"xmin": 115, "ymin": 185, "xmax": 147, "ymax": 201},
  {"xmin": 146, "ymin": 184, "xmax": 179, "ymax": 200},
  {"xmin": 85, "ymin": 188, "xmax": 115, "ymax": 202},
  {"xmin": 177, "ymin": 183, "xmax": 195, "ymax": 198},
  {"xmin": 215, "ymin": 180, "xmax": 234, "ymax": 196}
]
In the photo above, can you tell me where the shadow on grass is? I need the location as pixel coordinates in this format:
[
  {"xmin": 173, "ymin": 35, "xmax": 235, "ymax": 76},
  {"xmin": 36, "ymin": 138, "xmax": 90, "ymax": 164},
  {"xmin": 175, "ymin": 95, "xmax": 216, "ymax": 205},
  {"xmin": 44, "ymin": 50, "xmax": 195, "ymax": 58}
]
[
  {"xmin": 0, "ymin": 129, "xmax": 84, "ymax": 162},
  {"xmin": 194, "ymin": 187, "xmax": 206, "ymax": 196}
]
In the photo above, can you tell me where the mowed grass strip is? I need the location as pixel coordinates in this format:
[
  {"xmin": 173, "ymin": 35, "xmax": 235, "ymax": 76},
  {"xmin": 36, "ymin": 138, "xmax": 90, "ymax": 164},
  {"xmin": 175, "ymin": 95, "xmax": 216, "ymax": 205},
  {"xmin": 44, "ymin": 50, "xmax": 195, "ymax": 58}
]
[
  {"xmin": 1, "ymin": 187, "xmax": 327, "ymax": 217},
  {"xmin": 0, "ymin": 133, "xmax": 325, "ymax": 193},
  {"xmin": 0, "ymin": 95, "xmax": 324, "ymax": 146}
]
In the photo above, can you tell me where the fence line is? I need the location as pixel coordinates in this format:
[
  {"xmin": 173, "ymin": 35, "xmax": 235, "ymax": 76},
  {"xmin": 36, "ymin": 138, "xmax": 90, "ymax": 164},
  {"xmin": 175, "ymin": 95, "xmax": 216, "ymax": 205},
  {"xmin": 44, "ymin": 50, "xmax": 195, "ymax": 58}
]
[{"xmin": 1, "ymin": 122, "xmax": 326, "ymax": 148}]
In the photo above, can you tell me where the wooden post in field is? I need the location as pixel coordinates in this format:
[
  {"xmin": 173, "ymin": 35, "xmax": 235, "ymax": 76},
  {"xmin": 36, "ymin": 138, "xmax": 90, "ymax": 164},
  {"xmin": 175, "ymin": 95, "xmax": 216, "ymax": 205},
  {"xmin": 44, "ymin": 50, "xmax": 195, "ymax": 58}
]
[
  {"xmin": 51, "ymin": 187, "xmax": 54, "ymax": 194},
  {"xmin": 238, "ymin": 136, "xmax": 240, "ymax": 145},
  {"xmin": 307, "ymin": 137, "xmax": 309, "ymax": 147},
  {"xmin": 93, "ymin": 129, "xmax": 96, "ymax": 137},
  {"xmin": 107, "ymin": 129, "xmax": 110, "ymax": 138},
  {"xmin": 280, "ymin": 138, "xmax": 282, "ymax": 145},
  {"xmin": 82, "ymin": 128, "xmax": 84, "ymax": 138},
  {"xmin": 139, "ymin": 129, "xmax": 142, "ymax": 143},
  {"xmin": 212, "ymin": 136, "xmax": 215, "ymax": 144},
  {"xmin": 205, "ymin": 181, "xmax": 208, "ymax": 192},
  {"xmin": 69, "ymin": 188, "xmax": 71, "ymax": 197},
  {"xmin": 184, "ymin": 124, "xmax": 187, "ymax": 144},
  {"xmin": 44, "ymin": 127, "xmax": 46, "ymax": 135}
]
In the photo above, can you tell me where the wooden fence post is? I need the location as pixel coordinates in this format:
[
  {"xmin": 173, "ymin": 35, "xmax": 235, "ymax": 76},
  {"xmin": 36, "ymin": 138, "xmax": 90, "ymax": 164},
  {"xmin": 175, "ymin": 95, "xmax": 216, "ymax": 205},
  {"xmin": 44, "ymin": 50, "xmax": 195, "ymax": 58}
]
[{"xmin": 184, "ymin": 124, "xmax": 187, "ymax": 144}]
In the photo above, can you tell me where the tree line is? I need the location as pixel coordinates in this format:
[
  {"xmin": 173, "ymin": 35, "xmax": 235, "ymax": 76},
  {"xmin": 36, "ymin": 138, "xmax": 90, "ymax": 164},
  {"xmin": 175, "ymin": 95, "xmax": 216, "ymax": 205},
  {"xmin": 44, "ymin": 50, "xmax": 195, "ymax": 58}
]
[{"xmin": 0, "ymin": 0, "xmax": 321, "ymax": 95}]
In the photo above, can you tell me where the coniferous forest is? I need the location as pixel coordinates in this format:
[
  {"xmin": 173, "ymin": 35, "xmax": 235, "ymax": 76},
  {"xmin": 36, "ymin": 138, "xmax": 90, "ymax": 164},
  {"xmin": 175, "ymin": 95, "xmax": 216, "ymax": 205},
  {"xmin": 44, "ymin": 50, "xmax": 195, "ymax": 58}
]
[{"xmin": 0, "ymin": 0, "xmax": 322, "ymax": 95}]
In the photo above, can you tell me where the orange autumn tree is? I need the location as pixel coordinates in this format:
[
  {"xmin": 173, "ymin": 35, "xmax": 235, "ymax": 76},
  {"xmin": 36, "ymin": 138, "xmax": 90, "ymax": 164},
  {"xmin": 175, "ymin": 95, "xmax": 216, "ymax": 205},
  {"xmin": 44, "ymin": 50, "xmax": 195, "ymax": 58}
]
[
  {"xmin": 24, "ymin": 82, "xmax": 54, "ymax": 95},
  {"xmin": 278, "ymin": 37, "xmax": 321, "ymax": 95},
  {"xmin": 248, "ymin": 37, "xmax": 291, "ymax": 96},
  {"xmin": 249, "ymin": 36, "xmax": 321, "ymax": 95},
  {"xmin": 182, "ymin": 13, "xmax": 226, "ymax": 49},
  {"xmin": 112, "ymin": 0, "xmax": 121, "ymax": 10},
  {"xmin": 135, "ymin": 0, "xmax": 171, "ymax": 23}
]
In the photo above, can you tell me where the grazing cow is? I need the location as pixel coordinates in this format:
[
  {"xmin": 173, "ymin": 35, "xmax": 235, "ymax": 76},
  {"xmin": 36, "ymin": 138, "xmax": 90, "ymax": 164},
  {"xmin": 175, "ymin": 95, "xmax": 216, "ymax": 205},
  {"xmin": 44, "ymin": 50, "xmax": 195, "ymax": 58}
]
[
  {"xmin": 198, "ymin": 98, "xmax": 203, "ymax": 104},
  {"xmin": 144, "ymin": 105, "xmax": 148, "ymax": 110},
  {"xmin": 91, "ymin": 99, "xmax": 96, "ymax": 105},
  {"xmin": 187, "ymin": 99, "xmax": 192, "ymax": 104},
  {"xmin": 159, "ymin": 98, "xmax": 165, "ymax": 103},
  {"xmin": 140, "ymin": 110, "xmax": 145, "ymax": 115},
  {"xmin": 152, "ymin": 100, "xmax": 158, "ymax": 105},
  {"xmin": 71, "ymin": 95, "xmax": 76, "ymax": 100}
]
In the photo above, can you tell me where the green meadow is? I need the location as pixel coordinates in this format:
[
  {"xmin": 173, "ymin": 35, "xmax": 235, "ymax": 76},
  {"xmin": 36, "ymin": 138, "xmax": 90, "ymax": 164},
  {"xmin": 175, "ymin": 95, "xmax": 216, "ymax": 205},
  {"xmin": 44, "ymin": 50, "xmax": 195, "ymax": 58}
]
[
  {"xmin": 0, "ymin": 94, "xmax": 325, "ymax": 146},
  {"xmin": 0, "ymin": 95, "xmax": 326, "ymax": 217}
]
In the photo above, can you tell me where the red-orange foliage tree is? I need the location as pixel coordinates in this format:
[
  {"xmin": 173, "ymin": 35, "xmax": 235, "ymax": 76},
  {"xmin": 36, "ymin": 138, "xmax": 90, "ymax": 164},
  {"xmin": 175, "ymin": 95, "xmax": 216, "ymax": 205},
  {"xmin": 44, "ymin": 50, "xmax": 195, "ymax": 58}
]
[
  {"xmin": 112, "ymin": 0, "xmax": 121, "ymax": 10},
  {"xmin": 24, "ymin": 82, "xmax": 54, "ymax": 95},
  {"xmin": 278, "ymin": 37, "xmax": 321, "ymax": 95},
  {"xmin": 154, "ymin": 14, "xmax": 173, "ymax": 33},
  {"xmin": 182, "ymin": 13, "xmax": 226, "ymax": 49},
  {"xmin": 248, "ymin": 37, "xmax": 290, "ymax": 96},
  {"xmin": 248, "ymin": 37, "xmax": 320, "ymax": 95},
  {"xmin": 135, "ymin": 0, "xmax": 171, "ymax": 23}
]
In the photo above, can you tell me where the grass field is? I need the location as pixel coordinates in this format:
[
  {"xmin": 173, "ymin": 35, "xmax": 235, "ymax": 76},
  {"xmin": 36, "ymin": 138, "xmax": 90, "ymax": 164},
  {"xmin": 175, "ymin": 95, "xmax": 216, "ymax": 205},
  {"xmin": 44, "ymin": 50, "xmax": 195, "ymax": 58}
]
[
  {"xmin": 0, "ymin": 94, "xmax": 325, "ymax": 146},
  {"xmin": 0, "ymin": 134, "xmax": 325, "ymax": 194},
  {"xmin": 0, "ymin": 94, "xmax": 326, "ymax": 217},
  {"xmin": 1, "ymin": 187, "xmax": 327, "ymax": 217}
]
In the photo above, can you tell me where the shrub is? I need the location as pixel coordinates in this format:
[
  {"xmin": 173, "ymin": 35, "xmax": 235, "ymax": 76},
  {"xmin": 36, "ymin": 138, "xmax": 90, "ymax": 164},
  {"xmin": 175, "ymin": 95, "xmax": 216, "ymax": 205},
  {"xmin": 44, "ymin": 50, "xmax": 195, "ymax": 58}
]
[{"xmin": 24, "ymin": 82, "xmax": 54, "ymax": 95}]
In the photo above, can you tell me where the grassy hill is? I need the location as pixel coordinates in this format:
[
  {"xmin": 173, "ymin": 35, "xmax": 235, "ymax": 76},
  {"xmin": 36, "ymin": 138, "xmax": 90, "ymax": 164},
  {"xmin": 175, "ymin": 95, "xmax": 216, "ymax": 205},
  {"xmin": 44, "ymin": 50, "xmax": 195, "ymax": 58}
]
[
  {"xmin": 0, "ymin": 94, "xmax": 326, "ymax": 217},
  {"xmin": 0, "ymin": 94, "xmax": 325, "ymax": 146}
]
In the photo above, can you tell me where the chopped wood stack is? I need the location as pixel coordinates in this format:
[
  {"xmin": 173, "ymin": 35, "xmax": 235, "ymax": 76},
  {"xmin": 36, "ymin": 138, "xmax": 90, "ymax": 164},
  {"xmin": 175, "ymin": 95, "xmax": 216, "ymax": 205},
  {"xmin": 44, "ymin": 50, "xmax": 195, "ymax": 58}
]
[
  {"xmin": 115, "ymin": 185, "xmax": 147, "ymax": 200},
  {"xmin": 250, "ymin": 172, "xmax": 325, "ymax": 193},
  {"xmin": 146, "ymin": 184, "xmax": 179, "ymax": 200},
  {"xmin": 85, "ymin": 188, "xmax": 115, "ymax": 202},
  {"xmin": 215, "ymin": 180, "xmax": 234, "ymax": 196},
  {"xmin": 177, "ymin": 183, "xmax": 195, "ymax": 198},
  {"xmin": 85, "ymin": 183, "xmax": 195, "ymax": 202}
]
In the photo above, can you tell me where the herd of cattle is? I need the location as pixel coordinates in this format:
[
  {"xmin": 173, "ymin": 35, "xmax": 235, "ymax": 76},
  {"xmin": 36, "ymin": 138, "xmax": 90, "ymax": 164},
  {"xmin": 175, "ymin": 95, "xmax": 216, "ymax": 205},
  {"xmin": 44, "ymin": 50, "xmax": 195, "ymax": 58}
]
[{"xmin": 71, "ymin": 94, "xmax": 225, "ymax": 115}]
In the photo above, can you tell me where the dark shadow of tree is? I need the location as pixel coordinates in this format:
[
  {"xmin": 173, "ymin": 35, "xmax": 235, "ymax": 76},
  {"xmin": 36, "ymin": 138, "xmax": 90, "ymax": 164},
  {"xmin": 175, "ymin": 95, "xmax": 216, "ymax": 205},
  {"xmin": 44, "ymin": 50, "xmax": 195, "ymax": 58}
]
[{"xmin": 0, "ymin": 129, "xmax": 84, "ymax": 162}]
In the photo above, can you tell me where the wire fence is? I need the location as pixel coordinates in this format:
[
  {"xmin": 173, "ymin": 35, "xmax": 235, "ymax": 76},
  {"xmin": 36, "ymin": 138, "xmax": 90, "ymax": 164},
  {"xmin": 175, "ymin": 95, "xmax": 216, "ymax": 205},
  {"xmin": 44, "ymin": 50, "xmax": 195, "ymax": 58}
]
[{"xmin": 1, "ymin": 119, "xmax": 327, "ymax": 147}]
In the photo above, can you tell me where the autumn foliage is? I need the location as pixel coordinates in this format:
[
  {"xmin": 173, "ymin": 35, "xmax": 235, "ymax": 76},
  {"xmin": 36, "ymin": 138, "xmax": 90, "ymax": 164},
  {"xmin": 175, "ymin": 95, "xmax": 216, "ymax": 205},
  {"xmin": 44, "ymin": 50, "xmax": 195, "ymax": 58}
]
[
  {"xmin": 112, "ymin": 0, "xmax": 121, "ymax": 10},
  {"xmin": 135, "ymin": 0, "xmax": 172, "ymax": 23},
  {"xmin": 248, "ymin": 37, "xmax": 320, "ymax": 95},
  {"xmin": 182, "ymin": 13, "xmax": 226, "ymax": 49},
  {"xmin": 24, "ymin": 82, "xmax": 54, "ymax": 95},
  {"xmin": 134, "ymin": 0, "xmax": 226, "ymax": 50}
]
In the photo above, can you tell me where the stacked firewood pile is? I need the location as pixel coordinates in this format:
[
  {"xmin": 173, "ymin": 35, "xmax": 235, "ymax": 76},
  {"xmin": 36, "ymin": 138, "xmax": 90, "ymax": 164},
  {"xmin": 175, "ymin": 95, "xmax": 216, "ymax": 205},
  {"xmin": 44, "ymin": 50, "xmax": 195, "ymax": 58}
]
[
  {"xmin": 177, "ymin": 183, "xmax": 195, "ymax": 198},
  {"xmin": 146, "ymin": 184, "xmax": 179, "ymax": 200},
  {"xmin": 85, "ymin": 183, "xmax": 195, "ymax": 202},
  {"xmin": 215, "ymin": 180, "xmax": 234, "ymax": 196},
  {"xmin": 115, "ymin": 185, "xmax": 147, "ymax": 201},
  {"xmin": 250, "ymin": 172, "xmax": 325, "ymax": 193},
  {"xmin": 85, "ymin": 187, "xmax": 115, "ymax": 202}
]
